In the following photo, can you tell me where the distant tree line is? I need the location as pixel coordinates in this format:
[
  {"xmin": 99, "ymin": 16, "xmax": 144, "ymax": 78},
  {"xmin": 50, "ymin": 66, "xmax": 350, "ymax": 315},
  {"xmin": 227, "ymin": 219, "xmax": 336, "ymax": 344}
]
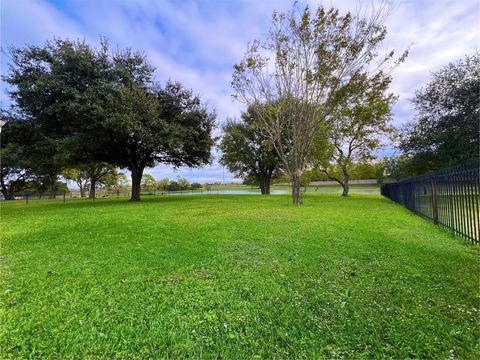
[{"xmin": 140, "ymin": 175, "xmax": 202, "ymax": 193}]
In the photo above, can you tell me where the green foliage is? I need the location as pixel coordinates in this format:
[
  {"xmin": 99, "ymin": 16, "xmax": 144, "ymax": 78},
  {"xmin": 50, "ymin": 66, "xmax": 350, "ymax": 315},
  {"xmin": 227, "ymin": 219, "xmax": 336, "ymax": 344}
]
[
  {"xmin": 399, "ymin": 52, "xmax": 480, "ymax": 172},
  {"xmin": 382, "ymin": 155, "xmax": 427, "ymax": 180},
  {"xmin": 308, "ymin": 71, "xmax": 396, "ymax": 196},
  {"xmin": 176, "ymin": 176, "xmax": 190, "ymax": 190},
  {"xmin": 1, "ymin": 195, "xmax": 478, "ymax": 358},
  {"xmin": 190, "ymin": 182, "xmax": 203, "ymax": 190},
  {"xmin": 0, "ymin": 119, "xmax": 33, "ymax": 199},
  {"xmin": 157, "ymin": 178, "xmax": 171, "ymax": 191},
  {"xmin": 141, "ymin": 174, "xmax": 158, "ymax": 192},
  {"xmin": 2, "ymin": 39, "xmax": 215, "ymax": 201},
  {"xmin": 232, "ymin": 2, "xmax": 407, "ymax": 203},
  {"xmin": 3, "ymin": 39, "xmax": 113, "ymax": 169},
  {"xmin": 219, "ymin": 107, "xmax": 283, "ymax": 194},
  {"xmin": 166, "ymin": 181, "xmax": 180, "ymax": 192},
  {"xmin": 100, "ymin": 170, "xmax": 129, "ymax": 192}
]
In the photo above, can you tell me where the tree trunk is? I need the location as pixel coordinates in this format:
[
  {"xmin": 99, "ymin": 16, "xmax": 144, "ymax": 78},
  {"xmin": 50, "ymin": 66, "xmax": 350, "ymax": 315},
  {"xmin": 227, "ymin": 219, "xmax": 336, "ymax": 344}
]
[
  {"xmin": 0, "ymin": 177, "xmax": 14, "ymax": 200},
  {"xmin": 130, "ymin": 166, "xmax": 144, "ymax": 202},
  {"xmin": 49, "ymin": 175, "xmax": 57, "ymax": 199},
  {"xmin": 0, "ymin": 186, "xmax": 14, "ymax": 200},
  {"xmin": 258, "ymin": 174, "xmax": 271, "ymax": 195},
  {"xmin": 291, "ymin": 170, "xmax": 302, "ymax": 205},
  {"xmin": 79, "ymin": 181, "xmax": 87, "ymax": 198},
  {"xmin": 89, "ymin": 178, "xmax": 96, "ymax": 199},
  {"xmin": 342, "ymin": 177, "xmax": 349, "ymax": 197}
]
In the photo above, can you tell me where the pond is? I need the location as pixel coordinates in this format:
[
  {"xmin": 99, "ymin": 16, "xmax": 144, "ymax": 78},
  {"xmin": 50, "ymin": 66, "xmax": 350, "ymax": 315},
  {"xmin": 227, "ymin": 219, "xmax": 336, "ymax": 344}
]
[{"xmin": 165, "ymin": 189, "xmax": 290, "ymax": 195}]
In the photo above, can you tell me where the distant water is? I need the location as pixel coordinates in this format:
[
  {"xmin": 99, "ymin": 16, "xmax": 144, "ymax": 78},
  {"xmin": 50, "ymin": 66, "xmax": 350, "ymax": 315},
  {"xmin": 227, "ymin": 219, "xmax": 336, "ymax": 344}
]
[{"xmin": 166, "ymin": 189, "xmax": 289, "ymax": 195}]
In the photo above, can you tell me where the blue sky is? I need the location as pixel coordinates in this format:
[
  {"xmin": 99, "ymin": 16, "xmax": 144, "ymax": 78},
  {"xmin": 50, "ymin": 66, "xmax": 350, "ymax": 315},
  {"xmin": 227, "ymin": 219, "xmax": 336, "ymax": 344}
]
[{"xmin": 1, "ymin": 0, "xmax": 478, "ymax": 183}]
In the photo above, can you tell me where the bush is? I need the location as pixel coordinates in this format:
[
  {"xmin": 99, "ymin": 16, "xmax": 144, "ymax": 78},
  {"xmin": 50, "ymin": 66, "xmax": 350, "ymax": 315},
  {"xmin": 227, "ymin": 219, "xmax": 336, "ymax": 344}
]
[
  {"xmin": 167, "ymin": 181, "xmax": 180, "ymax": 191},
  {"xmin": 190, "ymin": 183, "xmax": 203, "ymax": 190}
]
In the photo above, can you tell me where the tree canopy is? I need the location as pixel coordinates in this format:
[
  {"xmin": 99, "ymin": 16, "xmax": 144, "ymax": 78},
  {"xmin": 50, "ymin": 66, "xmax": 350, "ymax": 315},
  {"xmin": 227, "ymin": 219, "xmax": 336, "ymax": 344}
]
[
  {"xmin": 219, "ymin": 107, "xmax": 284, "ymax": 194},
  {"xmin": 2, "ymin": 38, "xmax": 215, "ymax": 201},
  {"xmin": 399, "ymin": 52, "xmax": 479, "ymax": 172},
  {"xmin": 311, "ymin": 75, "xmax": 395, "ymax": 196},
  {"xmin": 232, "ymin": 3, "xmax": 407, "ymax": 204}
]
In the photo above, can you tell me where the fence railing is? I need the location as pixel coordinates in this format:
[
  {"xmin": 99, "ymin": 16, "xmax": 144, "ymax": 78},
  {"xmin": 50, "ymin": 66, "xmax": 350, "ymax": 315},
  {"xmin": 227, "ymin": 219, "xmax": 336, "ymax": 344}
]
[
  {"xmin": 0, "ymin": 187, "xmax": 248, "ymax": 205},
  {"xmin": 381, "ymin": 160, "xmax": 479, "ymax": 244}
]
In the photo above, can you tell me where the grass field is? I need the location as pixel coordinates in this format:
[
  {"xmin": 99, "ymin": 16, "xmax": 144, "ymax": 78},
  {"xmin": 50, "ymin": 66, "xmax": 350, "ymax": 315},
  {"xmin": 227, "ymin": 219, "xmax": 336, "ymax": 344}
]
[{"xmin": 1, "ymin": 194, "xmax": 479, "ymax": 358}]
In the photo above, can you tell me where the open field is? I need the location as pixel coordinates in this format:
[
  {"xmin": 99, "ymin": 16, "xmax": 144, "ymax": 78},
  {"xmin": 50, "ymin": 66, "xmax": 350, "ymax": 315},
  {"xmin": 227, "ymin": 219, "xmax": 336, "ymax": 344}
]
[
  {"xmin": 1, "ymin": 194, "xmax": 479, "ymax": 358},
  {"xmin": 0, "ymin": 184, "xmax": 381, "ymax": 207}
]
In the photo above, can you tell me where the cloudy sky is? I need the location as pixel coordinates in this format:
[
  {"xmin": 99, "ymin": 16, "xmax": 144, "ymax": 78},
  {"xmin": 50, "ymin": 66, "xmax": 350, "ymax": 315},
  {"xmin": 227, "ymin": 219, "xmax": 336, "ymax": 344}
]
[{"xmin": 1, "ymin": 0, "xmax": 478, "ymax": 183}]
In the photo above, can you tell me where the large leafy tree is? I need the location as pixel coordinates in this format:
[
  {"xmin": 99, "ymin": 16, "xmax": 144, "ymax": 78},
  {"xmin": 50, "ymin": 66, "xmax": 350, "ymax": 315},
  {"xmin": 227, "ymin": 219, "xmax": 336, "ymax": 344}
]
[
  {"xmin": 0, "ymin": 113, "xmax": 68, "ymax": 199},
  {"xmin": 0, "ymin": 119, "xmax": 32, "ymax": 199},
  {"xmin": 3, "ymin": 39, "xmax": 215, "ymax": 201},
  {"xmin": 141, "ymin": 174, "xmax": 158, "ymax": 192},
  {"xmin": 311, "ymin": 78, "xmax": 395, "ymax": 196},
  {"xmin": 63, "ymin": 164, "xmax": 119, "ymax": 198},
  {"xmin": 232, "ymin": 3, "xmax": 407, "ymax": 204},
  {"xmin": 62, "ymin": 168, "xmax": 90, "ymax": 198},
  {"xmin": 101, "ymin": 171, "xmax": 129, "ymax": 193},
  {"xmin": 103, "ymin": 80, "xmax": 215, "ymax": 201},
  {"xmin": 399, "ymin": 52, "xmax": 479, "ymax": 171},
  {"xmin": 219, "ymin": 108, "xmax": 283, "ymax": 194},
  {"xmin": 3, "ymin": 39, "xmax": 113, "ymax": 196}
]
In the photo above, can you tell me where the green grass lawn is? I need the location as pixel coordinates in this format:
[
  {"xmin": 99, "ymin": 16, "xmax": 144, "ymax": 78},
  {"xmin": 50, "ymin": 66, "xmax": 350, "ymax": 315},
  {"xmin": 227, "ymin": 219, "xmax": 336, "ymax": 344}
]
[{"xmin": 1, "ymin": 194, "xmax": 478, "ymax": 359}]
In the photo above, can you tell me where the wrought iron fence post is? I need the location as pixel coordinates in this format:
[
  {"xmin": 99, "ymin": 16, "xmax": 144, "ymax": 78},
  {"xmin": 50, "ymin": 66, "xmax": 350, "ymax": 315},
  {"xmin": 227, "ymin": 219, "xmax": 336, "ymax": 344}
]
[
  {"xmin": 381, "ymin": 160, "xmax": 479, "ymax": 244},
  {"xmin": 431, "ymin": 177, "xmax": 439, "ymax": 225}
]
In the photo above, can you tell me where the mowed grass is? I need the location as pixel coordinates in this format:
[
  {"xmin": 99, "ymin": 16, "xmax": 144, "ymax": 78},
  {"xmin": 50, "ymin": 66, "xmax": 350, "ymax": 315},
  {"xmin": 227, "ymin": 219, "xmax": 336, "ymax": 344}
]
[{"xmin": 1, "ymin": 194, "xmax": 479, "ymax": 359}]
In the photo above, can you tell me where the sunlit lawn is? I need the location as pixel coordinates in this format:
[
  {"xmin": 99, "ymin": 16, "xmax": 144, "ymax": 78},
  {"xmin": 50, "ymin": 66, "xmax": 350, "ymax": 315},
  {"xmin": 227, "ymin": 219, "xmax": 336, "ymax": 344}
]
[{"xmin": 1, "ymin": 194, "xmax": 478, "ymax": 358}]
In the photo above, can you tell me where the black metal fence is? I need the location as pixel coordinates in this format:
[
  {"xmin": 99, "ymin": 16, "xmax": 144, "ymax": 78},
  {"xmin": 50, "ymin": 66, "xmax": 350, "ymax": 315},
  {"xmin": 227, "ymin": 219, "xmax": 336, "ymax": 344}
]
[
  {"xmin": 381, "ymin": 160, "xmax": 479, "ymax": 244},
  {"xmin": 0, "ymin": 187, "xmax": 244, "ymax": 205},
  {"xmin": 0, "ymin": 190, "xmax": 131, "ymax": 205}
]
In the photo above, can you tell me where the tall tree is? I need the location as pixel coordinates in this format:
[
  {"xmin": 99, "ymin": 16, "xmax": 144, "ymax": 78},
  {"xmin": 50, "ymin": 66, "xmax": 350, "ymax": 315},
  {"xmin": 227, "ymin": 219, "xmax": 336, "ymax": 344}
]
[
  {"xmin": 0, "ymin": 118, "xmax": 31, "ymax": 200},
  {"xmin": 219, "ymin": 108, "xmax": 283, "ymax": 195},
  {"xmin": 0, "ymin": 113, "xmax": 68, "ymax": 198},
  {"xmin": 62, "ymin": 168, "xmax": 90, "ymax": 198},
  {"xmin": 83, "ymin": 162, "xmax": 117, "ymax": 199},
  {"xmin": 232, "ymin": 3, "xmax": 407, "ymax": 204},
  {"xmin": 141, "ymin": 174, "xmax": 158, "ymax": 192},
  {"xmin": 103, "ymin": 80, "xmax": 215, "ymax": 201},
  {"xmin": 101, "ymin": 171, "xmax": 129, "ymax": 193},
  {"xmin": 157, "ymin": 178, "xmax": 170, "ymax": 192},
  {"xmin": 3, "ymin": 39, "xmax": 114, "ymax": 196},
  {"xmin": 3, "ymin": 39, "xmax": 215, "ymax": 201},
  {"xmin": 312, "ymin": 80, "xmax": 395, "ymax": 196},
  {"xmin": 399, "ymin": 52, "xmax": 479, "ymax": 171},
  {"xmin": 176, "ymin": 177, "xmax": 190, "ymax": 191}
]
